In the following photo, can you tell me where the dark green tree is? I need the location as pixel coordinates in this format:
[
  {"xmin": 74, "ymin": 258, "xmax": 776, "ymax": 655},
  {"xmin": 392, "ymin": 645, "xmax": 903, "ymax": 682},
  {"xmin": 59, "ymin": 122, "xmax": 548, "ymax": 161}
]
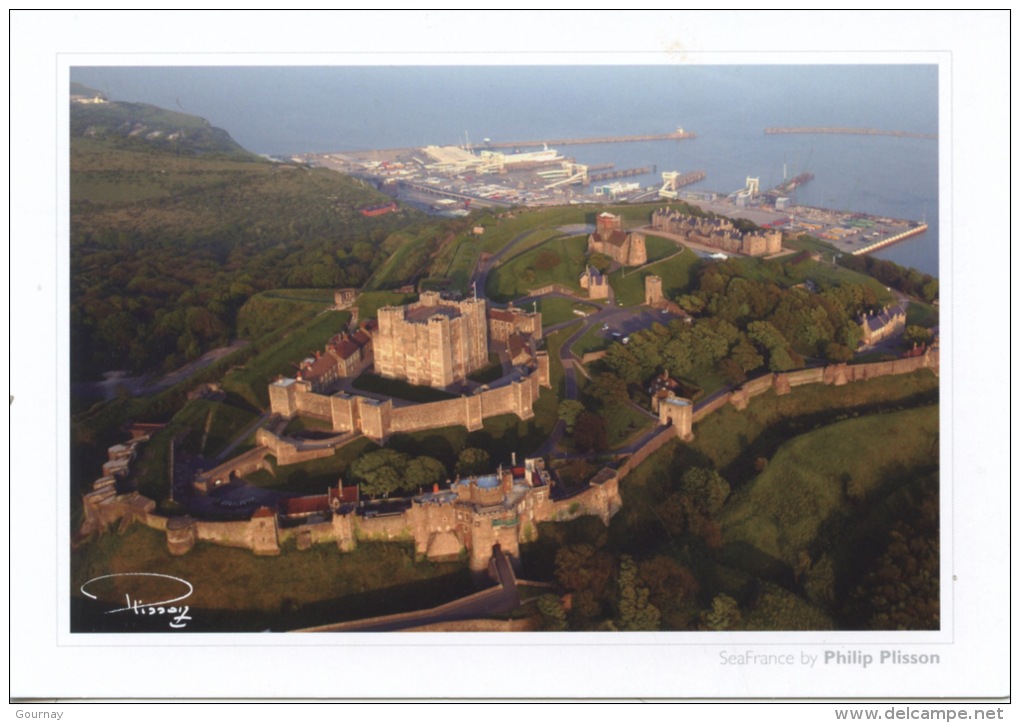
[
  {"xmin": 455, "ymin": 447, "xmax": 492, "ymax": 477},
  {"xmin": 678, "ymin": 467, "xmax": 731, "ymax": 515},
  {"xmin": 404, "ymin": 456, "xmax": 447, "ymax": 492},
  {"xmin": 573, "ymin": 411, "xmax": 608, "ymax": 453},
  {"xmin": 588, "ymin": 372, "xmax": 629, "ymax": 408},
  {"xmin": 701, "ymin": 594, "xmax": 742, "ymax": 631},
  {"xmin": 902, "ymin": 325, "xmax": 933, "ymax": 348},
  {"xmin": 536, "ymin": 594, "xmax": 569, "ymax": 631},
  {"xmin": 348, "ymin": 449, "xmax": 411, "ymax": 498},
  {"xmin": 616, "ymin": 555, "xmax": 661, "ymax": 631},
  {"xmin": 557, "ymin": 400, "xmax": 586, "ymax": 434}
]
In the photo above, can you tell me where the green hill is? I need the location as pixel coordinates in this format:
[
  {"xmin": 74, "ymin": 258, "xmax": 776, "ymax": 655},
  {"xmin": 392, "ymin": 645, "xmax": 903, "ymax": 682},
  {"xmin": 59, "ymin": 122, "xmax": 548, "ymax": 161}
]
[
  {"xmin": 70, "ymin": 101, "xmax": 423, "ymax": 382},
  {"xmin": 70, "ymin": 91, "xmax": 256, "ymax": 159}
]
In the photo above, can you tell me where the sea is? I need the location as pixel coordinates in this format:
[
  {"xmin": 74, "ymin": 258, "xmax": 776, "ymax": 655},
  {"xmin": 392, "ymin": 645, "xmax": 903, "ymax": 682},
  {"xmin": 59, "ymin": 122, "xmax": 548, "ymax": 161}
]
[{"xmin": 69, "ymin": 65, "xmax": 940, "ymax": 277}]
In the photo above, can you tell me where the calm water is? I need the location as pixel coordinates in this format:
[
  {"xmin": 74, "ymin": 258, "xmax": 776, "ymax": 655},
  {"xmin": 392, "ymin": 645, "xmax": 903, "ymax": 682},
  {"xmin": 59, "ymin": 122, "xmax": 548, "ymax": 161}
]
[{"xmin": 70, "ymin": 65, "xmax": 939, "ymax": 276}]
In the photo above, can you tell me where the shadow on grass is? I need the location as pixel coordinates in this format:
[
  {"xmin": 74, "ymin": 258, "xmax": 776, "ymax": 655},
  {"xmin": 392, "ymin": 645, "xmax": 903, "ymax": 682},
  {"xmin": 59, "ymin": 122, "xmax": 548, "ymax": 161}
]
[{"xmin": 719, "ymin": 392, "xmax": 938, "ymax": 490}]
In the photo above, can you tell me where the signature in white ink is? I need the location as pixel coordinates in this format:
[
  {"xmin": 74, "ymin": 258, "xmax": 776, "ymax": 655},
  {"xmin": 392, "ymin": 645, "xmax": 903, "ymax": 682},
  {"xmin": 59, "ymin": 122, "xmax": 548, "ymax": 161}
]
[{"xmin": 80, "ymin": 572, "xmax": 194, "ymax": 629}]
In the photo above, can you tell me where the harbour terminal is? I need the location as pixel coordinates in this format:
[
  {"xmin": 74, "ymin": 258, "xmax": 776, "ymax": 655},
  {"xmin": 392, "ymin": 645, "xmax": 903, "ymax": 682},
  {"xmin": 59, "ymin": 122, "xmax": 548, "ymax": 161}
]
[{"xmin": 299, "ymin": 127, "xmax": 928, "ymax": 259}]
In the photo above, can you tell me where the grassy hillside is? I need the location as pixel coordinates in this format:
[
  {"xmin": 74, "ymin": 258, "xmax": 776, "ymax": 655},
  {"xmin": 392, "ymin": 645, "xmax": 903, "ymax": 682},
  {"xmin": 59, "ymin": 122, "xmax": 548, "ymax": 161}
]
[
  {"xmin": 223, "ymin": 310, "xmax": 352, "ymax": 409},
  {"xmin": 719, "ymin": 405, "xmax": 939, "ymax": 566},
  {"xmin": 70, "ymin": 132, "xmax": 419, "ymax": 381},
  {"xmin": 609, "ymin": 246, "xmax": 701, "ymax": 307},
  {"xmin": 486, "ymin": 235, "xmax": 589, "ymax": 302},
  {"xmin": 70, "ymin": 96, "xmax": 256, "ymax": 158}
]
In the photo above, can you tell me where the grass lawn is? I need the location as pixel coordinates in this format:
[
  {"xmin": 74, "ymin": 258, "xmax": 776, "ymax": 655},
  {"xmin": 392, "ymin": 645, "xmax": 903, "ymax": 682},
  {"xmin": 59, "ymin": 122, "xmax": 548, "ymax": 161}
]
[
  {"xmin": 467, "ymin": 354, "xmax": 505, "ymax": 385},
  {"xmin": 537, "ymin": 296, "xmax": 599, "ymax": 326},
  {"xmin": 573, "ymin": 325, "xmax": 611, "ymax": 356},
  {"xmin": 605, "ymin": 404, "xmax": 656, "ymax": 449},
  {"xmin": 477, "ymin": 207, "xmax": 590, "ymax": 255},
  {"xmin": 351, "ymin": 373, "xmax": 459, "ymax": 402},
  {"xmin": 71, "ymin": 523, "xmax": 472, "ymax": 631},
  {"xmin": 485, "ymin": 235, "xmax": 589, "ymax": 302},
  {"xmin": 732, "ymin": 255, "xmax": 894, "ymax": 305},
  {"xmin": 235, "ymin": 290, "xmax": 333, "ymax": 342},
  {"xmin": 643, "ymin": 234, "xmax": 681, "ymax": 263},
  {"xmin": 599, "ymin": 375, "xmax": 938, "ymax": 624},
  {"xmin": 223, "ymin": 310, "xmax": 351, "ymax": 409},
  {"xmin": 609, "ymin": 247, "xmax": 701, "ymax": 307},
  {"xmin": 129, "ymin": 398, "xmax": 259, "ymax": 502},
  {"xmin": 193, "ymin": 401, "xmax": 262, "ymax": 459},
  {"xmin": 444, "ymin": 237, "xmax": 482, "ymax": 294},
  {"xmin": 259, "ymin": 288, "xmax": 335, "ymax": 305},
  {"xmin": 543, "ymin": 321, "xmax": 582, "ymax": 396},
  {"xmin": 783, "ymin": 233, "xmax": 840, "ymax": 255},
  {"xmin": 283, "ymin": 415, "xmax": 334, "ymax": 435},
  {"xmin": 719, "ymin": 404, "xmax": 939, "ymax": 567},
  {"xmin": 687, "ymin": 370, "xmax": 939, "ymax": 475},
  {"xmin": 354, "ymin": 290, "xmax": 417, "ymax": 320},
  {"xmin": 906, "ymin": 300, "xmax": 939, "ymax": 328},
  {"xmin": 364, "ymin": 225, "xmax": 437, "ymax": 291},
  {"xmin": 674, "ymin": 366, "xmax": 723, "ymax": 401}
]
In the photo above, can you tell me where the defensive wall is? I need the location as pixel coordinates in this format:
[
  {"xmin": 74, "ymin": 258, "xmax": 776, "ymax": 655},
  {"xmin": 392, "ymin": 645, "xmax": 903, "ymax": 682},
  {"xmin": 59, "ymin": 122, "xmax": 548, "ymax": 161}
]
[
  {"xmin": 726, "ymin": 349, "xmax": 938, "ymax": 413},
  {"xmin": 270, "ymin": 352, "xmax": 550, "ymax": 444},
  {"xmin": 616, "ymin": 426, "xmax": 678, "ymax": 479},
  {"xmin": 82, "ymin": 347, "xmax": 936, "ymax": 575},
  {"xmin": 527, "ymin": 283, "xmax": 584, "ymax": 299},
  {"xmin": 193, "ymin": 446, "xmax": 272, "ymax": 489},
  {"xmin": 254, "ymin": 428, "xmax": 357, "ymax": 467},
  {"xmin": 152, "ymin": 464, "xmax": 621, "ymax": 572}
]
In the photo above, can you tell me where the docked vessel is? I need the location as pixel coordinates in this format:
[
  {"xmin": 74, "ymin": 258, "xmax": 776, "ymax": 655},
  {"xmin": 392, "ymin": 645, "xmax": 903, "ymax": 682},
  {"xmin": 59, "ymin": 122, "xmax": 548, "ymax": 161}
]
[{"xmin": 774, "ymin": 172, "xmax": 815, "ymax": 195}]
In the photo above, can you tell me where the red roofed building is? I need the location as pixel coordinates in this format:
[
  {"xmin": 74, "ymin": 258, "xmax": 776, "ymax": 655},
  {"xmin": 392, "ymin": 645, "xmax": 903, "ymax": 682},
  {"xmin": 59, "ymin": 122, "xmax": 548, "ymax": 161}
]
[
  {"xmin": 296, "ymin": 325, "xmax": 374, "ymax": 392},
  {"xmin": 487, "ymin": 302, "xmax": 542, "ymax": 343}
]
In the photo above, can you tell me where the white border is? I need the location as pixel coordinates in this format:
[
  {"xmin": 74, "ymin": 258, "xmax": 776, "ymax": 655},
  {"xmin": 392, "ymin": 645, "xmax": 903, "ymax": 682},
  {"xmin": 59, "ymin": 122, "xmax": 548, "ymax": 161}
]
[{"xmin": 10, "ymin": 10, "xmax": 1010, "ymax": 701}]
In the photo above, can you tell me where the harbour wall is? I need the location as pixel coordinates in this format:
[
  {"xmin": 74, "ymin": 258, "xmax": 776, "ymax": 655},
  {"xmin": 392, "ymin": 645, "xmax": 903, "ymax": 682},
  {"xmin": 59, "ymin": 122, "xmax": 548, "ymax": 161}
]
[{"xmin": 852, "ymin": 224, "xmax": 929, "ymax": 256}]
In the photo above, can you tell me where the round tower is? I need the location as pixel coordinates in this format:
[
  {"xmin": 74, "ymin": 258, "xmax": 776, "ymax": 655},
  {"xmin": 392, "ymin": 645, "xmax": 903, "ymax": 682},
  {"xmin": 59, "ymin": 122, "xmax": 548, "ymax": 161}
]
[{"xmin": 166, "ymin": 515, "xmax": 196, "ymax": 556}]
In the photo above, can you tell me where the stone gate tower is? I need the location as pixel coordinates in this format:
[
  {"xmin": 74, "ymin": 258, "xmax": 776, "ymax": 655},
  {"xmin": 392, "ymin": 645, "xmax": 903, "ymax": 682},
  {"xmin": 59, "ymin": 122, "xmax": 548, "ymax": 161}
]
[{"xmin": 645, "ymin": 274, "xmax": 663, "ymax": 306}]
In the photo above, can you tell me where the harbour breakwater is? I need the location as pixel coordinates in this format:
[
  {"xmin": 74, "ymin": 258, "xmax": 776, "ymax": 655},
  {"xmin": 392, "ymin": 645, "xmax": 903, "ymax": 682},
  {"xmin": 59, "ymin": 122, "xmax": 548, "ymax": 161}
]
[
  {"xmin": 852, "ymin": 224, "xmax": 929, "ymax": 256},
  {"xmin": 765, "ymin": 127, "xmax": 937, "ymax": 140},
  {"xmin": 485, "ymin": 130, "xmax": 695, "ymax": 148}
]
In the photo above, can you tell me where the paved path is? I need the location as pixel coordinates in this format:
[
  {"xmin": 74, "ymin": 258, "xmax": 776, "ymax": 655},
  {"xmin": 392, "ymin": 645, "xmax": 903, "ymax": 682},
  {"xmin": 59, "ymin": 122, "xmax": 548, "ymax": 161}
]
[{"xmin": 73, "ymin": 340, "xmax": 251, "ymax": 401}]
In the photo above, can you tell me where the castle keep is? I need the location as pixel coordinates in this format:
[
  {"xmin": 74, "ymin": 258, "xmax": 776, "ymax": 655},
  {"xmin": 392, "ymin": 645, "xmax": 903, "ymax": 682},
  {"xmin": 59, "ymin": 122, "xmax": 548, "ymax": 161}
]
[{"xmin": 374, "ymin": 291, "xmax": 488, "ymax": 389}]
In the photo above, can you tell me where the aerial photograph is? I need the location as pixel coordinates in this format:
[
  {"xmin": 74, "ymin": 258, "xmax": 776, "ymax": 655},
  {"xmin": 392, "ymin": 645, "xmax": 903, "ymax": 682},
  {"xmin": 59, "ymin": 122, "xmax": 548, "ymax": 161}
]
[{"xmin": 67, "ymin": 63, "xmax": 940, "ymax": 634}]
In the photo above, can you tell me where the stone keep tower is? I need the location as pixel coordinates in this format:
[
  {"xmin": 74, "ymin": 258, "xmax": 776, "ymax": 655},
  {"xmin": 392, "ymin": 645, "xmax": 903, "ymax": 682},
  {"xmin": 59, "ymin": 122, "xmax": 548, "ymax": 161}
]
[
  {"xmin": 596, "ymin": 211, "xmax": 623, "ymax": 238},
  {"xmin": 644, "ymin": 274, "xmax": 663, "ymax": 306},
  {"xmin": 372, "ymin": 293, "xmax": 489, "ymax": 389}
]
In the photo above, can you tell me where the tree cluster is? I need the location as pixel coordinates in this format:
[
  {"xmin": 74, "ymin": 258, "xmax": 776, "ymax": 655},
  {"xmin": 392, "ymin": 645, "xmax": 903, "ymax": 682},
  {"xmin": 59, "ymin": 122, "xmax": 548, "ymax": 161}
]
[
  {"xmin": 837, "ymin": 254, "xmax": 939, "ymax": 303},
  {"xmin": 348, "ymin": 448, "xmax": 446, "ymax": 498},
  {"xmin": 600, "ymin": 261, "xmax": 881, "ymax": 397},
  {"xmin": 71, "ymin": 140, "xmax": 419, "ymax": 381},
  {"xmin": 845, "ymin": 490, "xmax": 939, "ymax": 630}
]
